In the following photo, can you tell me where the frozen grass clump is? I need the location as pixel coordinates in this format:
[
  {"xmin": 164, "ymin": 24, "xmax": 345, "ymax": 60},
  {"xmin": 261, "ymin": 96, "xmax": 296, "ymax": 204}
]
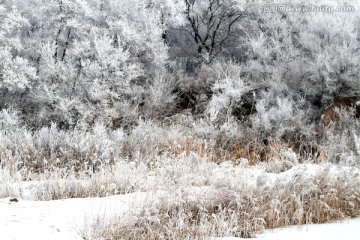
[{"xmin": 86, "ymin": 163, "xmax": 360, "ymax": 239}]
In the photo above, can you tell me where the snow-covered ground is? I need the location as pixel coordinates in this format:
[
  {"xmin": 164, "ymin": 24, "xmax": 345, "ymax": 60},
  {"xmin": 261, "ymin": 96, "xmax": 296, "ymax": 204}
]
[
  {"xmin": 1, "ymin": 163, "xmax": 359, "ymax": 239},
  {"xmin": 1, "ymin": 193, "xmax": 359, "ymax": 240},
  {"xmin": 217, "ymin": 218, "xmax": 360, "ymax": 240},
  {"xmin": 252, "ymin": 218, "xmax": 360, "ymax": 240},
  {"xmin": 0, "ymin": 193, "xmax": 148, "ymax": 240}
]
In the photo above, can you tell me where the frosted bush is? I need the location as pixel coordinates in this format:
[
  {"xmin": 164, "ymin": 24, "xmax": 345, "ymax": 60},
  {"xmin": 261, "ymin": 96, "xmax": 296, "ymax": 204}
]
[
  {"xmin": 146, "ymin": 72, "xmax": 177, "ymax": 117},
  {"xmin": 281, "ymin": 148, "xmax": 298, "ymax": 163},
  {"xmin": 318, "ymin": 110, "xmax": 360, "ymax": 164},
  {"xmin": 0, "ymin": 108, "xmax": 21, "ymax": 130},
  {"xmin": 124, "ymin": 119, "xmax": 184, "ymax": 160},
  {"xmin": 251, "ymin": 96, "xmax": 308, "ymax": 138},
  {"xmin": 206, "ymin": 61, "xmax": 251, "ymax": 124},
  {"xmin": 354, "ymin": 133, "xmax": 360, "ymax": 156}
]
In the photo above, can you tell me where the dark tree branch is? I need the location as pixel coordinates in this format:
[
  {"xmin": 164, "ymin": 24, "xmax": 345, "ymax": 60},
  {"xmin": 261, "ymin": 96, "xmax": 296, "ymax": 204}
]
[{"xmin": 182, "ymin": 0, "xmax": 244, "ymax": 62}]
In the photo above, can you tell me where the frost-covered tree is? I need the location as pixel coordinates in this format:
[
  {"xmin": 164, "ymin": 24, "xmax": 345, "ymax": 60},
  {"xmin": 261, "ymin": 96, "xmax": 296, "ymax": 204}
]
[
  {"xmin": 0, "ymin": 4, "xmax": 36, "ymax": 111},
  {"xmin": 2, "ymin": 0, "xmax": 174, "ymax": 129},
  {"xmin": 205, "ymin": 61, "xmax": 251, "ymax": 124},
  {"xmin": 165, "ymin": 0, "xmax": 245, "ymax": 63},
  {"xmin": 300, "ymin": 12, "xmax": 360, "ymax": 96},
  {"xmin": 0, "ymin": 0, "xmax": 359, "ymax": 136},
  {"xmin": 242, "ymin": 1, "xmax": 360, "ymax": 123}
]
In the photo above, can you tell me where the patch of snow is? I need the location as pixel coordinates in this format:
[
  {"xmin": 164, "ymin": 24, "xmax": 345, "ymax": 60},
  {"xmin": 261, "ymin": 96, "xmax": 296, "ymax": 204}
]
[
  {"xmin": 215, "ymin": 218, "xmax": 360, "ymax": 240},
  {"xmin": 0, "ymin": 163, "xmax": 359, "ymax": 239},
  {"xmin": 0, "ymin": 192, "xmax": 148, "ymax": 240}
]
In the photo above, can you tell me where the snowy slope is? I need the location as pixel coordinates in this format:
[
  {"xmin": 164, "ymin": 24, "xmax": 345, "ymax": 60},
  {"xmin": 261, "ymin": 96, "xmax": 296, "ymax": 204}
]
[
  {"xmin": 253, "ymin": 218, "xmax": 360, "ymax": 240},
  {"xmin": 1, "ymin": 194, "xmax": 359, "ymax": 240},
  {"xmin": 0, "ymin": 193, "xmax": 148, "ymax": 240},
  {"xmin": 1, "ymin": 163, "xmax": 359, "ymax": 240}
]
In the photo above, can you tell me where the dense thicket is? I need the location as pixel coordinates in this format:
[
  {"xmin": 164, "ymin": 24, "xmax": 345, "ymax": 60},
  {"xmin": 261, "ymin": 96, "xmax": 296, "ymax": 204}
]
[{"xmin": 0, "ymin": 0, "xmax": 360, "ymax": 164}]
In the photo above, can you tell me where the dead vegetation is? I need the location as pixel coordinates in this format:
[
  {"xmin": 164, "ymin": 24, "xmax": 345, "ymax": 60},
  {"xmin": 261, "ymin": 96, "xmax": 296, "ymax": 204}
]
[{"xmin": 88, "ymin": 165, "xmax": 360, "ymax": 240}]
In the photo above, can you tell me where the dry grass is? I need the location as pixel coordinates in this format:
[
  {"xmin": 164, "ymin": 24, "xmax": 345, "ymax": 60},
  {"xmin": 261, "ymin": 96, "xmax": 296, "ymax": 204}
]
[
  {"xmin": 224, "ymin": 138, "xmax": 286, "ymax": 165},
  {"xmin": 0, "ymin": 117, "xmax": 337, "ymax": 180},
  {"xmin": 171, "ymin": 137, "xmax": 264, "ymax": 164},
  {"xmin": 86, "ymin": 165, "xmax": 360, "ymax": 240},
  {"xmin": 173, "ymin": 138, "xmax": 215, "ymax": 160},
  {"xmin": 172, "ymin": 137, "xmax": 306, "ymax": 166},
  {"xmin": 1, "ymin": 118, "xmax": 359, "ymax": 240}
]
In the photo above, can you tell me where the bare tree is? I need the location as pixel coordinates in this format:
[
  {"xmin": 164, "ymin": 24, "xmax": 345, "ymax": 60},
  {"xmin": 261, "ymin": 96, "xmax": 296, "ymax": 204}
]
[{"xmin": 181, "ymin": 0, "xmax": 245, "ymax": 62}]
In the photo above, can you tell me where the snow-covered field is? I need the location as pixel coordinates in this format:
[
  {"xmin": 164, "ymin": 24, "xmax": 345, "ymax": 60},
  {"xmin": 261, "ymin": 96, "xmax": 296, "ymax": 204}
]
[
  {"xmin": 1, "ymin": 193, "xmax": 359, "ymax": 240},
  {"xmin": 219, "ymin": 218, "xmax": 360, "ymax": 240},
  {"xmin": 0, "ymin": 0, "xmax": 359, "ymax": 239},
  {"xmin": 250, "ymin": 218, "xmax": 360, "ymax": 240},
  {"xmin": 0, "ymin": 193, "xmax": 147, "ymax": 240},
  {"xmin": 1, "ymin": 163, "xmax": 359, "ymax": 239}
]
